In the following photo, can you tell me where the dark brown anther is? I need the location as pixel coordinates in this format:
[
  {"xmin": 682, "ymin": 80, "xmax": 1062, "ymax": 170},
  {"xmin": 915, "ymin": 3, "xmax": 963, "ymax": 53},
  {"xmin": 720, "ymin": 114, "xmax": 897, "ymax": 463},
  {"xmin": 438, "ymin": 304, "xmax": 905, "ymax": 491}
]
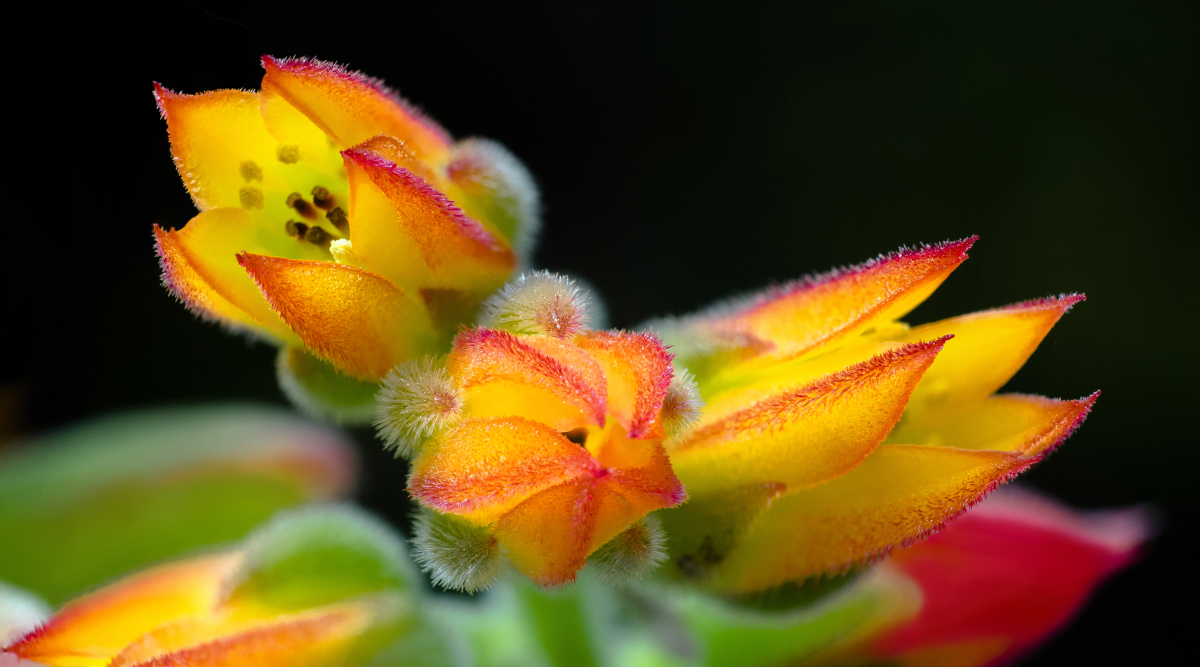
[
  {"xmin": 305, "ymin": 225, "xmax": 331, "ymax": 248},
  {"xmin": 311, "ymin": 186, "xmax": 334, "ymax": 210},
  {"xmin": 326, "ymin": 206, "xmax": 349, "ymax": 232},
  {"xmin": 286, "ymin": 192, "xmax": 316, "ymax": 218},
  {"xmin": 285, "ymin": 220, "xmax": 309, "ymax": 239}
]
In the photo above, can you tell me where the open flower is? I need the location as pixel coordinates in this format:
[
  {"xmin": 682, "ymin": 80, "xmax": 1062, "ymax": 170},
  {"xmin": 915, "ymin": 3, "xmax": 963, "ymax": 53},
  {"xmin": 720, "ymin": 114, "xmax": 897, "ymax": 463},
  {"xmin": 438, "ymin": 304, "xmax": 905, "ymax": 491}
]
[
  {"xmin": 650, "ymin": 237, "xmax": 1099, "ymax": 593},
  {"xmin": 153, "ymin": 57, "xmax": 538, "ymax": 388},
  {"xmin": 2, "ymin": 506, "xmax": 431, "ymax": 667},
  {"xmin": 377, "ymin": 273, "xmax": 688, "ymax": 589}
]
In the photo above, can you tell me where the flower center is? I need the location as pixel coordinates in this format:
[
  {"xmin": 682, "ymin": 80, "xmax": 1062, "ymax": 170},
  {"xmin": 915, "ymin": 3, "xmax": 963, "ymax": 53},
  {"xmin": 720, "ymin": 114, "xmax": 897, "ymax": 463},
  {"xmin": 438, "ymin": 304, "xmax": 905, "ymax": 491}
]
[{"xmin": 233, "ymin": 151, "xmax": 351, "ymax": 254}]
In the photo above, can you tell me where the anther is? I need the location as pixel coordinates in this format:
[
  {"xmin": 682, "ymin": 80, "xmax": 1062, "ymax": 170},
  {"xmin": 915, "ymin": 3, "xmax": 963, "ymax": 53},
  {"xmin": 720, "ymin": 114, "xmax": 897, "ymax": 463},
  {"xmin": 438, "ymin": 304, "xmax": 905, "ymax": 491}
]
[
  {"xmin": 305, "ymin": 226, "xmax": 331, "ymax": 248},
  {"xmin": 326, "ymin": 206, "xmax": 349, "ymax": 232},
  {"xmin": 285, "ymin": 220, "xmax": 308, "ymax": 239},
  {"xmin": 239, "ymin": 160, "xmax": 263, "ymax": 182},
  {"xmin": 276, "ymin": 145, "xmax": 300, "ymax": 164},
  {"xmin": 286, "ymin": 192, "xmax": 316, "ymax": 219},
  {"xmin": 311, "ymin": 186, "xmax": 334, "ymax": 210},
  {"xmin": 238, "ymin": 186, "xmax": 263, "ymax": 210}
]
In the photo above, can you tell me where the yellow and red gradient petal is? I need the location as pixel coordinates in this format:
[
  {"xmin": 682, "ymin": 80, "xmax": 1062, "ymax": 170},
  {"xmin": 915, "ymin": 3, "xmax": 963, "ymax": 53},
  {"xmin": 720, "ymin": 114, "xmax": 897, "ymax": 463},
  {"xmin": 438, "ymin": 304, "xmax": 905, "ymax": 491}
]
[
  {"xmin": 106, "ymin": 598, "xmax": 390, "ymax": 667},
  {"xmin": 237, "ymin": 253, "xmax": 437, "ymax": 381},
  {"xmin": 408, "ymin": 417, "xmax": 599, "ymax": 525},
  {"xmin": 153, "ymin": 86, "xmax": 276, "ymax": 212},
  {"xmin": 494, "ymin": 468, "xmax": 686, "ymax": 588},
  {"xmin": 342, "ymin": 146, "xmax": 515, "ymax": 296},
  {"xmin": 708, "ymin": 444, "xmax": 1033, "ymax": 593},
  {"xmin": 261, "ymin": 56, "xmax": 452, "ymax": 163},
  {"xmin": 155, "ymin": 213, "xmax": 315, "ymax": 344},
  {"xmin": 449, "ymin": 328, "xmax": 608, "ymax": 430},
  {"xmin": 7, "ymin": 554, "xmax": 240, "ymax": 666},
  {"xmin": 669, "ymin": 338, "xmax": 949, "ymax": 497},
  {"xmin": 870, "ymin": 489, "xmax": 1148, "ymax": 667},
  {"xmin": 706, "ymin": 237, "xmax": 975, "ymax": 362},
  {"xmin": 574, "ymin": 331, "xmax": 674, "ymax": 439},
  {"xmin": 887, "ymin": 392, "xmax": 1099, "ymax": 456},
  {"xmin": 894, "ymin": 294, "xmax": 1085, "ymax": 431}
]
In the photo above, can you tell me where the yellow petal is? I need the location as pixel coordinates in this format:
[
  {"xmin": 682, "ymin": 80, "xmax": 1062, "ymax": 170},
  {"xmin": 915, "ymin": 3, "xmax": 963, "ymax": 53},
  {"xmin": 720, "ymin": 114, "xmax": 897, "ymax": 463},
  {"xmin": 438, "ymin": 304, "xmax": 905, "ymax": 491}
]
[
  {"xmin": 261, "ymin": 56, "xmax": 452, "ymax": 163},
  {"xmin": 342, "ymin": 144, "xmax": 515, "ymax": 296},
  {"xmin": 154, "ymin": 213, "xmax": 305, "ymax": 344},
  {"xmin": 668, "ymin": 338, "xmax": 948, "ymax": 496},
  {"xmin": 887, "ymin": 392, "xmax": 1099, "ymax": 456},
  {"xmin": 7, "ymin": 554, "xmax": 239, "ymax": 667},
  {"xmin": 892, "ymin": 295, "xmax": 1084, "ymax": 430},
  {"xmin": 709, "ymin": 445, "xmax": 1031, "ymax": 593},
  {"xmin": 700, "ymin": 238, "xmax": 975, "ymax": 364},
  {"xmin": 238, "ymin": 253, "xmax": 436, "ymax": 380},
  {"xmin": 153, "ymin": 84, "xmax": 347, "ymax": 222}
]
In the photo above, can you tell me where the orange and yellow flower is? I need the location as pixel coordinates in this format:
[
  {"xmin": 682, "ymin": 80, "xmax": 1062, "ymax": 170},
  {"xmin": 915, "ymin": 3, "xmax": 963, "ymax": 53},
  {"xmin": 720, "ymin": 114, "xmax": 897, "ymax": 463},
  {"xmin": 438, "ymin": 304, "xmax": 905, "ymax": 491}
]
[{"xmin": 153, "ymin": 57, "xmax": 537, "ymax": 384}]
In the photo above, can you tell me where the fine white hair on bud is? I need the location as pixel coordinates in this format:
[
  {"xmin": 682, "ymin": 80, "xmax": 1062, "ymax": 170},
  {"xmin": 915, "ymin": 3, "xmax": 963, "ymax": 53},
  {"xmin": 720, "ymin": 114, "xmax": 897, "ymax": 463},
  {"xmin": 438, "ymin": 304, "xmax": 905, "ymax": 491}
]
[
  {"xmin": 588, "ymin": 515, "xmax": 668, "ymax": 587},
  {"xmin": 661, "ymin": 368, "xmax": 704, "ymax": 439},
  {"xmin": 412, "ymin": 510, "xmax": 504, "ymax": 594},
  {"xmin": 375, "ymin": 358, "xmax": 462, "ymax": 459},
  {"xmin": 480, "ymin": 270, "xmax": 595, "ymax": 338}
]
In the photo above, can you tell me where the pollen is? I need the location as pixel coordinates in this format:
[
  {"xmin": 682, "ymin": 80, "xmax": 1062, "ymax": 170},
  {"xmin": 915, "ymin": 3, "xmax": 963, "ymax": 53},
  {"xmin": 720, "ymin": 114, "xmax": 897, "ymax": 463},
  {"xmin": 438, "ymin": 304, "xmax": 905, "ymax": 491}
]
[
  {"xmin": 481, "ymin": 270, "xmax": 595, "ymax": 338},
  {"xmin": 239, "ymin": 160, "xmax": 263, "ymax": 182},
  {"xmin": 276, "ymin": 144, "xmax": 300, "ymax": 164},
  {"xmin": 238, "ymin": 186, "xmax": 264, "ymax": 210},
  {"xmin": 375, "ymin": 358, "xmax": 463, "ymax": 458}
]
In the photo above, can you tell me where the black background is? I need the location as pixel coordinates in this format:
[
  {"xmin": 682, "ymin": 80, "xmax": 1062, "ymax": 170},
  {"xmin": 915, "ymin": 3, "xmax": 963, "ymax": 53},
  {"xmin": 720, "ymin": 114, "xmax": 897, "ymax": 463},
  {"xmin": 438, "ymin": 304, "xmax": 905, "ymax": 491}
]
[{"xmin": 4, "ymin": 1, "xmax": 1196, "ymax": 663}]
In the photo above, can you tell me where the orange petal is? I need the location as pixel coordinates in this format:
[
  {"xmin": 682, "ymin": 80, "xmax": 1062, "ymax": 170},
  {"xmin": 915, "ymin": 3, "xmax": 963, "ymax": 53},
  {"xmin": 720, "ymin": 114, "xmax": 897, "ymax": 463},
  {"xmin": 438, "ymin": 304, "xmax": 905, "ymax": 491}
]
[
  {"xmin": 887, "ymin": 392, "xmax": 1099, "ymax": 456},
  {"xmin": 7, "ymin": 554, "xmax": 239, "ymax": 666},
  {"xmin": 574, "ymin": 331, "xmax": 674, "ymax": 439},
  {"xmin": 238, "ymin": 253, "xmax": 436, "ymax": 380},
  {"xmin": 408, "ymin": 417, "xmax": 598, "ymax": 525},
  {"xmin": 703, "ymin": 237, "xmax": 975, "ymax": 362},
  {"xmin": 261, "ymin": 56, "xmax": 452, "ymax": 162},
  {"xmin": 894, "ymin": 294, "xmax": 1085, "ymax": 430},
  {"xmin": 449, "ymin": 328, "xmax": 608, "ymax": 430},
  {"xmin": 342, "ymin": 145, "xmax": 515, "ymax": 295},
  {"xmin": 709, "ymin": 444, "xmax": 1032, "ymax": 593},
  {"xmin": 669, "ymin": 338, "xmax": 949, "ymax": 496}
]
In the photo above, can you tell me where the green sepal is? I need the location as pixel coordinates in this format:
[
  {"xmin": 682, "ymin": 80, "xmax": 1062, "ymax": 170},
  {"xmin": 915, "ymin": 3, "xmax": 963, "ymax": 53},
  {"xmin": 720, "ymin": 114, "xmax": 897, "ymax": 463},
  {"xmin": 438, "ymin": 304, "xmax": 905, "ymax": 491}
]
[
  {"xmin": 0, "ymin": 405, "xmax": 355, "ymax": 605},
  {"xmin": 277, "ymin": 346, "xmax": 380, "ymax": 425}
]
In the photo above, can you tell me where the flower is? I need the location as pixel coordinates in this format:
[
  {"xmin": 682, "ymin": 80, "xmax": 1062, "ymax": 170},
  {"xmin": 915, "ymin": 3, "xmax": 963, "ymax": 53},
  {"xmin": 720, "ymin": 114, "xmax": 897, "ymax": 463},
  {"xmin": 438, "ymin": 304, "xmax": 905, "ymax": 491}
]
[
  {"xmin": 153, "ymin": 57, "xmax": 538, "ymax": 387},
  {"xmin": 2, "ymin": 506, "xmax": 432, "ymax": 667},
  {"xmin": 377, "ymin": 272, "xmax": 688, "ymax": 588},
  {"xmin": 649, "ymin": 236, "xmax": 1100, "ymax": 593}
]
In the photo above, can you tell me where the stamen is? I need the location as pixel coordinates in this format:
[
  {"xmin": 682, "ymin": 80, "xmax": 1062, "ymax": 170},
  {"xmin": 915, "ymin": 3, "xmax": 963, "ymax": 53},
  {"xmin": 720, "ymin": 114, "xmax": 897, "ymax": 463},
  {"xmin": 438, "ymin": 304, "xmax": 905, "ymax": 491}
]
[
  {"xmin": 276, "ymin": 145, "xmax": 300, "ymax": 164},
  {"xmin": 238, "ymin": 186, "xmax": 263, "ymax": 210},
  {"xmin": 311, "ymin": 186, "xmax": 334, "ymax": 210},
  {"xmin": 286, "ymin": 193, "xmax": 317, "ymax": 219},
  {"xmin": 305, "ymin": 226, "xmax": 331, "ymax": 248},
  {"xmin": 326, "ymin": 206, "xmax": 349, "ymax": 232},
  {"xmin": 284, "ymin": 220, "xmax": 308, "ymax": 239},
  {"xmin": 239, "ymin": 160, "xmax": 263, "ymax": 182}
]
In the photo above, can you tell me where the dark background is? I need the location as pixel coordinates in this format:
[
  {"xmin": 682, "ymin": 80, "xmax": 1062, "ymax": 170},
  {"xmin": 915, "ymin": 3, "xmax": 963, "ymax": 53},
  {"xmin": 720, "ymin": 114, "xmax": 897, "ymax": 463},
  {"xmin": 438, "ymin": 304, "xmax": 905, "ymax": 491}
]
[{"xmin": 4, "ymin": 1, "xmax": 1196, "ymax": 663}]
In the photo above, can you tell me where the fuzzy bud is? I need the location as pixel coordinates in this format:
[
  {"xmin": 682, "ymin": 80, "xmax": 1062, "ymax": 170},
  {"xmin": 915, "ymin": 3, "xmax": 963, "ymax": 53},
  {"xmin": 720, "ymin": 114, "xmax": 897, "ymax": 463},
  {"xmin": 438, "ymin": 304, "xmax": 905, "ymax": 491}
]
[
  {"xmin": 411, "ymin": 510, "xmax": 504, "ymax": 594},
  {"xmin": 588, "ymin": 516, "xmax": 668, "ymax": 587},
  {"xmin": 375, "ymin": 358, "xmax": 462, "ymax": 459},
  {"xmin": 480, "ymin": 270, "xmax": 595, "ymax": 338},
  {"xmin": 661, "ymin": 368, "xmax": 704, "ymax": 438}
]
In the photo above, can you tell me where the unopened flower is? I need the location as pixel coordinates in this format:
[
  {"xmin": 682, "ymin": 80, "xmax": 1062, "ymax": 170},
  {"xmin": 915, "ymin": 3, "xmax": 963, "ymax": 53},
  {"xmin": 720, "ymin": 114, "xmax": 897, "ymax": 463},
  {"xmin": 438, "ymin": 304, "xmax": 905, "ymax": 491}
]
[
  {"xmin": 153, "ymin": 57, "xmax": 538, "ymax": 400},
  {"xmin": 650, "ymin": 237, "xmax": 1099, "ymax": 593},
  {"xmin": 2, "ymin": 506, "xmax": 429, "ymax": 667},
  {"xmin": 377, "ymin": 273, "xmax": 687, "ymax": 588}
]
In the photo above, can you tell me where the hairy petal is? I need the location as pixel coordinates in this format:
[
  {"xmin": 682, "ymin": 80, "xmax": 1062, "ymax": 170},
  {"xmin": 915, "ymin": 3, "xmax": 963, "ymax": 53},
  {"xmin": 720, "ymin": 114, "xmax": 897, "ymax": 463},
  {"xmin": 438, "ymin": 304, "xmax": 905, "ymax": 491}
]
[{"xmin": 574, "ymin": 331, "xmax": 674, "ymax": 439}]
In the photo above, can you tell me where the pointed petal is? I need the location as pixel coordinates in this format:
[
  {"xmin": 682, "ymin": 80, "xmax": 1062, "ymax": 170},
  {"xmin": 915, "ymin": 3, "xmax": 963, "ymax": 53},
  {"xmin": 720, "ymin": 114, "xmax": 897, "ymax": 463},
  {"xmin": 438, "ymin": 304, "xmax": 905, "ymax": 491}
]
[
  {"xmin": 895, "ymin": 295, "xmax": 1085, "ymax": 430},
  {"xmin": 342, "ymin": 145, "xmax": 515, "ymax": 295},
  {"xmin": 887, "ymin": 392, "xmax": 1098, "ymax": 456},
  {"xmin": 7, "ymin": 554, "xmax": 239, "ymax": 664},
  {"xmin": 408, "ymin": 417, "xmax": 598, "ymax": 525},
  {"xmin": 708, "ymin": 445, "xmax": 1032, "ymax": 593},
  {"xmin": 238, "ymin": 253, "xmax": 436, "ymax": 380},
  {"xmin": 694, "ymin": 238, "xmax": 975, "ymax": 364},
  {"xmin": 449, "ymin": 328, "xmax": 607, "ymax": 430},
  {"xmin": 669, "ymin": 338, "xmax": 948, "ymax": 496},
  {"xmin": 574, "ymin": 331, "xmax": 674, "ymax": 439},
  {"xmin": 261, "ymin": 56, "xmax": 452, "ymax": 161},
  {"xmin": 871, "ymin": 489, "xmax": 1149, "ymax": 665}
]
